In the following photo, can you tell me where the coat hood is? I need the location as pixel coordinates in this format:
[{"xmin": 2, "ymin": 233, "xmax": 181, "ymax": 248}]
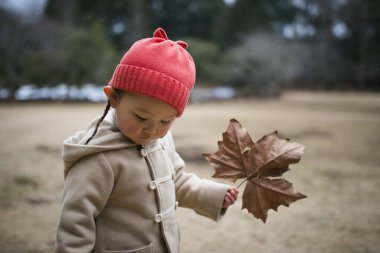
[{"xmin": 62, "ymin": 109, "xmax": 137, "ymax": 177}]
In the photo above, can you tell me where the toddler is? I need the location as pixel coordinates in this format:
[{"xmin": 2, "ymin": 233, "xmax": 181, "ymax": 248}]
[{"xmin": 55, "ymin": 28, "xmax": 238, "ymax": 253}]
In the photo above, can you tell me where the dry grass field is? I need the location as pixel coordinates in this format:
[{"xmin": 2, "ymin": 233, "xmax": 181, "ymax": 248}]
[{"xmin": 0, "ymin": 91, "xmax": 379, "ymax": 253}]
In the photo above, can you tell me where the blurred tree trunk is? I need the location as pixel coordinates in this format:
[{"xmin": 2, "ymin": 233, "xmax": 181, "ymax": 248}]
[
  {"xmin": 357, "ymin": 3, "xmax": 369, "ymax": 89},
  {"xmin": 123, "ymin": 0, "xmax": 145, "ymax": 46},
  {"xmin": 338, "ymin": 0, "xmax": 380, "ymax": 89},
  {"xmin": 316, "ymin": 0, "xmax": 333, "ymax": 89}
]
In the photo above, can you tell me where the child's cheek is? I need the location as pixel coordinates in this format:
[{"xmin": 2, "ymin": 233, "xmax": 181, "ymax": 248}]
[
  {"xmin": 121, "ymin": 121, "xmax": 136, "ymax": 133},
  {"xmin": 117, "ymin": 116, "xmax": 140, "ymax": 136},
  {"xmin": 157, "ymin": 124, "xmax": 172, "ymax": 137}
]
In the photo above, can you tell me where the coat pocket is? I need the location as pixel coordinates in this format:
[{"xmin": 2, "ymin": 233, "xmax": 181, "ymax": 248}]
[{"xmin": 103, "ymin": 243, "xmax": 153, "ymax": 253}]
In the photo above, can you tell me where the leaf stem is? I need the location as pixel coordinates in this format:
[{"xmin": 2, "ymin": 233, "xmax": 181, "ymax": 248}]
[
  {"xmin": 237, "ymin": 173, "xmax": 259, "ymax": 188},
  {"xmin": 237, "ymin": 178, "xmax": 248, "ymax": 188}
]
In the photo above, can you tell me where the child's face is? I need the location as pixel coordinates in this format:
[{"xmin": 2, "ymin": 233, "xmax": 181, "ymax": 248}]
[{"xmin": 104, "ymin": 87, "xmax": 177, "ymax": 145}]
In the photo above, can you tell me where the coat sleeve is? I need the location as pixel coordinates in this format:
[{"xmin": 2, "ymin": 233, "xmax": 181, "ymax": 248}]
[
  {"xmin": 164, "ymin": 133, "xmax": 229, "ymax": 221},
  {"xmin": 55, "ymin": 153, "xmax": 114, "ymax": 253}
]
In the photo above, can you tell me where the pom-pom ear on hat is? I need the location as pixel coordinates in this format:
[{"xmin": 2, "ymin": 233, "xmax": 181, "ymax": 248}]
[{"xmin": 109, "ymin": 28, "xmax": 196, "ymax": 117}]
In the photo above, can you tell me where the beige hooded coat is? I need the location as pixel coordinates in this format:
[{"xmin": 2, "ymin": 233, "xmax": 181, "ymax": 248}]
[{"xmin": 55, "ymin": 110, "xmax": 229, "ymax": 253}]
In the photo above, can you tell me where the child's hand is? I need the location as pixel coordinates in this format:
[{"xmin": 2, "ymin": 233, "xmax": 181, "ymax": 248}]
[{"xmin": 223, "ymin": 187, "xmax": 239, "ymax": 208}]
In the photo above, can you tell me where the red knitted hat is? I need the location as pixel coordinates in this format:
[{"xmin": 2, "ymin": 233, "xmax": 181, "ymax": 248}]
[{"xmin": 109, "ymin": 28, "xmax": 196, "ymax": 116}]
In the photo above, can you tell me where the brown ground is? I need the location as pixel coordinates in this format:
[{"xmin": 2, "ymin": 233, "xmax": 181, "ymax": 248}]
[{"xmin": 0, "ymin": 91, "xmax": 379, "ymax": 253}]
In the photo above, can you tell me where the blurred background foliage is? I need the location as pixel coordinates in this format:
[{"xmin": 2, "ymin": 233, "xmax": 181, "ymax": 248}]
[{"xmin": 0, "ymin": 0, "xmax": 379, "ymax": 99}]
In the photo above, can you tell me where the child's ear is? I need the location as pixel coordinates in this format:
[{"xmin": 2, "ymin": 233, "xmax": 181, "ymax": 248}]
[{"xmin": 103, "ymin": 86, "xmax": 118, "ymax": 108}]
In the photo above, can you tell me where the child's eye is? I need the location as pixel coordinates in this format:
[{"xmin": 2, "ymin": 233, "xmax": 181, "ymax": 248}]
[
  {"xmin": 134, "ymin": 114, "xmax": 147, "ymax": 122},
  {"xmin": 161, "ymin": 120, "xmax": 171, "ymax": 125}
]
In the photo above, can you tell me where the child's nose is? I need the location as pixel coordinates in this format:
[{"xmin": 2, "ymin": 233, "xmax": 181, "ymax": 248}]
[{"xmin": 144, "ymin": 124, "xmax": 157, "ymax": 134}]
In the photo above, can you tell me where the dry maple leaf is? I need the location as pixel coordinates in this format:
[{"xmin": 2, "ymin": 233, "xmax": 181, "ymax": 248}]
[{"xmin": 203, "ymin": 119, "xmax": 306, "ymax": 222}]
